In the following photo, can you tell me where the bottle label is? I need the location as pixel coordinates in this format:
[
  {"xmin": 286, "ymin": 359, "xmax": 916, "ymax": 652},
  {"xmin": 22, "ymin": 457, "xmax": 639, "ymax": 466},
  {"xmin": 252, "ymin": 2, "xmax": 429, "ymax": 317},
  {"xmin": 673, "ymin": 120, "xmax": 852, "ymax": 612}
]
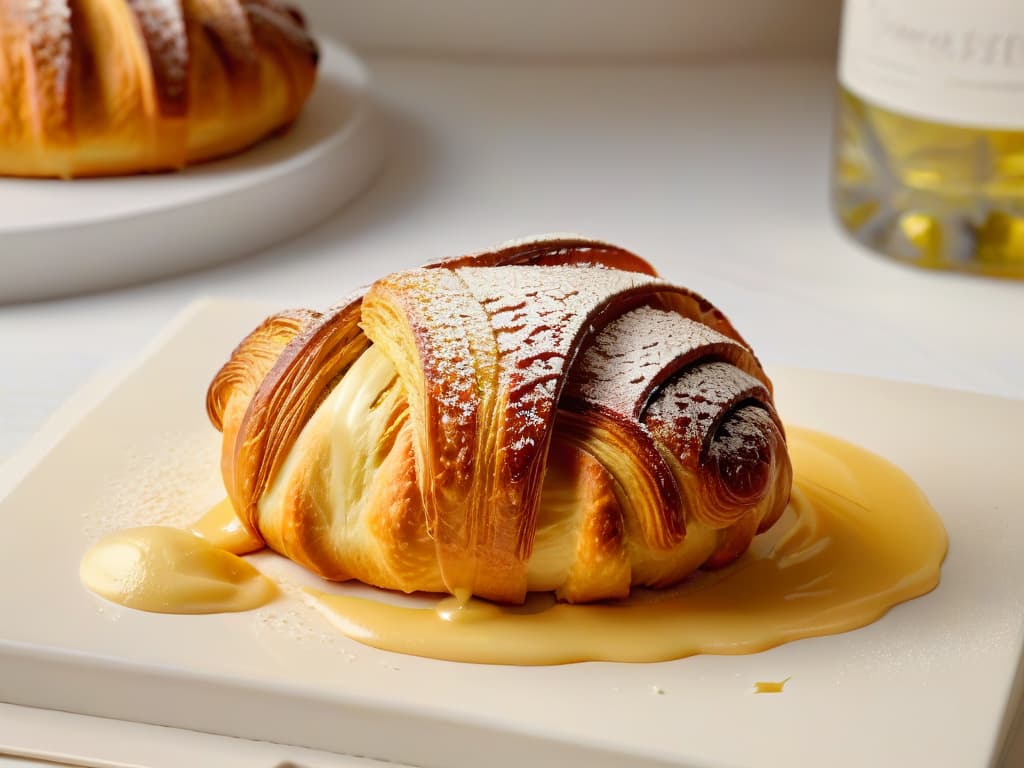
[{"xmin": 839, "ymin": 0, "xmax": 1024, "ymax": 129}]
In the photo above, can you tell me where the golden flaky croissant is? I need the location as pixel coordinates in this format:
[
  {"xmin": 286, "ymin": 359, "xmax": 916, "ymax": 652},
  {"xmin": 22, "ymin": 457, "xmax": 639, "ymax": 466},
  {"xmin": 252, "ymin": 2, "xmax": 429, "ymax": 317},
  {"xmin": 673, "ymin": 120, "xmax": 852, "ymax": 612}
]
[
  {"xmin": 0, "ymin": 0, "xmax": 318, "ymax": 178},
  {"xmin": 207, "ymin": 238, "xmax": 793, "ymax": 604}
]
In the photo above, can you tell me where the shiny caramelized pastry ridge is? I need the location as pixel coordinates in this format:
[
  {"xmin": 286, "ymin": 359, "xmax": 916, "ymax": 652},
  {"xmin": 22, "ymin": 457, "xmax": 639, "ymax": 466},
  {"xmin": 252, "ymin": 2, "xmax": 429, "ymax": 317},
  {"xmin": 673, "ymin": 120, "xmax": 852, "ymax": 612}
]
[
  {"xmin": 207, "ymin": 237, "xmax": 793, "ymax": 604},
  {"xmin": 0, "ymin": 0, "xmax": 317, "ymax": 178}
]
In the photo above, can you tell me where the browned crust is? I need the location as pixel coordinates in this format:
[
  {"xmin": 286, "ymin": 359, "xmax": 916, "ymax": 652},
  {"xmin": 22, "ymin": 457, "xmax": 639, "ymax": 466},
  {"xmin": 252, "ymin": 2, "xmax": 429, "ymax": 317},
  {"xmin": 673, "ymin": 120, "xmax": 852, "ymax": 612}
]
[
  {"xmin": 363, "ymin": 427, "xmax": 444, "ymax": 593},
  {"xmin": 558, "ymin": 306, "xmax": 769, "ymax": 551},
  {"xmin": 126, "ymin": 0, "xmax": 189, "ymax": 117},
  {"xmin": 703, "ymin": 513, "xmax": 760, "ymax": 571},
  {"xmin": 215, "ymin": 239, "xmax": 668, "ymax": 567},
  {"xmin": 0, "ymin": 0, "xmax": 74, "ymax": 148},
  {"xmin": 228, "ymin": 296, "xmax": 367, "ymax": 532},
  {"xmin": 358, "ymin": 270, "xmax": 776, "ymax": 602},
  {"xmin": 205, "ymin": 308, "xmax": 316, "ymax": 431},
  {"xmin": 206, "ymin": 238, "xmax": 793, "ymax": 603},
  {"xmin": 242, "ymin": 0, "xmax": 317, "ymax": 115},
  {"xmin": 205, "ymin": 308, "xmax": 316, "ymax": 534},
  {"xmin": 427, "ymin": 236, "xmax": 660, "ymax": 276},
  {"xmin": 184, "ymin": 0, "xmax": 260, "ymax": 102},
  {"xmin": 552, "ymin": 440, "xmax": 630, "ymax": 603}
]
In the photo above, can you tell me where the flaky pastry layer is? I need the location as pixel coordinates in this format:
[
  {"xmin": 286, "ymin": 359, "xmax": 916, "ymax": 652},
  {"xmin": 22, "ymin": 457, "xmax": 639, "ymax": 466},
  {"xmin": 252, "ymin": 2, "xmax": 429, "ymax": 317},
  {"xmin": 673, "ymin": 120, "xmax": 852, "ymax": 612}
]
[{"xmin": 208, "ymin": 237, "xmax": 793, "ymax": 603}]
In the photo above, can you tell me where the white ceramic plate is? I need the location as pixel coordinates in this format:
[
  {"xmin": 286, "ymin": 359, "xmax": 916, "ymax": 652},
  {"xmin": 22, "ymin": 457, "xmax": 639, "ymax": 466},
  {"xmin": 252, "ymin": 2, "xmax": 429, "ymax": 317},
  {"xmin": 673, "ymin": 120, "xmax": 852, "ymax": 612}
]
[
  {"xmin": 0, "ymin": 300, "xmax": 1022, "ymax": 768},
  {"xmin": 0, "ymin": 41, "xmax": 380, "ymax": 304}
]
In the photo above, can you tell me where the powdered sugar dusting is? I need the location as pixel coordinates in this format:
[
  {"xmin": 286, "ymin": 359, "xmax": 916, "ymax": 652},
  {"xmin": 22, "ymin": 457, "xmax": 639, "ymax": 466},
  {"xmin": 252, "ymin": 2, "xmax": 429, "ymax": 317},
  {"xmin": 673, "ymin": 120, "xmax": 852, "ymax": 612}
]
[
  {"xmin": 79, "ymin": 424, "xmax": 355, "ymax": 650},
  {"xmin": 456, "ymin": 264, "xmax": 661, "ymax": 479},
  {"xmin": 21, "ymin": 0, "xmax": 72, "ymax": 133},
  {"xmin": 382, "ymin": 269, "xmax": 493, "ymax": 484},
  {"xmin": 252, "ymin": 566, "xmax": 352, "ymax": 654},
  {"xmin": 243, "ymin": 0, "xmax": 318, "ymax": 61},
  {"xmin": 644, "ymin": 361, "xmax": 769, "ymax": 463},
  {"xmin": 81, "ymin": 427, "xmax": 224, "ymax": 542},
  {"xmin": 189, "ymin": 0, "xmax": 258, "ymax": 78},
  {"xmin": 570, "ymin": 307, "xmax": 748, "ymax": 417},
  {"xmin": 127, "ymin": 0, "xmax": 189, "ymax": 114},
  {"xmin": 708, "ymin": 405, "xmax": 776, "ymax": 461}
]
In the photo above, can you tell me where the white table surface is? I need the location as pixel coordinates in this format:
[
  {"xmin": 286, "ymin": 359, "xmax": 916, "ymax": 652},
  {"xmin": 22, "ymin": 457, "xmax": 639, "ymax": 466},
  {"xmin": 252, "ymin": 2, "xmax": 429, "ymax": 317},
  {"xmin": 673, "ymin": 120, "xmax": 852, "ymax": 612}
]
[{"xmin": 1, "ymin": 54, "xmax": 1022, "ymax": 766}]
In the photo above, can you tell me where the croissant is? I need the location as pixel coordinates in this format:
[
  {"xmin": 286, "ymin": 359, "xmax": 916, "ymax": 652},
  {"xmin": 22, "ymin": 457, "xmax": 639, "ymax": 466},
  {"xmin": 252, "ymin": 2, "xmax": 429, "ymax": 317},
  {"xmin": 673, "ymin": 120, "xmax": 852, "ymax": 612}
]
[
  {"xmin": 0, "ymin": 0, "xmax": 317, "ymax": 178},
  {"xmin": 207, "ymin": 237, "xmax": 793, "ymax": 604}
]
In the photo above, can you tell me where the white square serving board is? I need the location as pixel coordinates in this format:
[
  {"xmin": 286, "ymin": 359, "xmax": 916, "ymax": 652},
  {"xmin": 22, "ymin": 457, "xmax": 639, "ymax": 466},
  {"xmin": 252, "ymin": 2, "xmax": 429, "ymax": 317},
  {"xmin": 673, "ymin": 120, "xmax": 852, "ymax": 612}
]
[{"xmin": 1, "ymin": 299, "xmax": 1022, "ymax": 768}]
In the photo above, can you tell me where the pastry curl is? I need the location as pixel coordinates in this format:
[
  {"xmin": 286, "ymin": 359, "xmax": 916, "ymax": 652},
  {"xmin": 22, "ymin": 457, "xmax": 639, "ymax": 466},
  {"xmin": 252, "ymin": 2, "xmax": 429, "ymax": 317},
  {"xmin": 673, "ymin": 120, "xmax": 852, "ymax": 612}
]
[{"xmin": 209, "ymin": 237, "xmax": 792, "ymax": 603}]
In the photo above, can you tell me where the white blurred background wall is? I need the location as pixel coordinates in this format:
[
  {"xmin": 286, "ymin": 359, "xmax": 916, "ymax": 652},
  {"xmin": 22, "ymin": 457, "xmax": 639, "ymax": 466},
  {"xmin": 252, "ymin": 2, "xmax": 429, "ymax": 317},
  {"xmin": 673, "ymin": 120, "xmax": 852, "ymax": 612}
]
[{"xmin": 295, "ymin": 1, "xmax": 843, "ymax": 61}]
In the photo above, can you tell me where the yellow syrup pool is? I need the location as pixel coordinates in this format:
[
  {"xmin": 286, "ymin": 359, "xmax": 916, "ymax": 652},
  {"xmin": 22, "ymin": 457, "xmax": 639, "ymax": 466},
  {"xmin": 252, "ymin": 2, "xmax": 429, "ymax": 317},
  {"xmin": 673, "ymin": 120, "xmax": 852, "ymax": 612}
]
[
  {"xmin": 80, "ymin": 525, "xmax": 275, "ymax": 614},
  {"xmin": 189, "ymin": 496, "xmax": 264, "ymax": 555},
  {"xmin": 303, "ymin": 427, "xmax": 948, "ymax": 664}
]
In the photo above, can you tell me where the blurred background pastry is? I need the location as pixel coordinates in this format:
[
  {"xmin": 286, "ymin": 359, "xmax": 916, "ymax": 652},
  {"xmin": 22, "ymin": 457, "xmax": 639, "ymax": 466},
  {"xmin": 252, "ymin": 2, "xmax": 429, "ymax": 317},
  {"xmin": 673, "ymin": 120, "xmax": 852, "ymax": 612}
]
[{"xmin": 0, "ymin": 0, "xmax": 319, "ymax": 178}]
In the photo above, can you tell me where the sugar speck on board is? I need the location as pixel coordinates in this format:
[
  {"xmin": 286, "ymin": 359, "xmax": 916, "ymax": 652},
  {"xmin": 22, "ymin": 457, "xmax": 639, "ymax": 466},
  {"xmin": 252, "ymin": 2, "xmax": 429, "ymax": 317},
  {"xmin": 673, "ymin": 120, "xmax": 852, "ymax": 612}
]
[{"xmin": 83, "ymin": 428, "xmax": 224, "ymax": 540}]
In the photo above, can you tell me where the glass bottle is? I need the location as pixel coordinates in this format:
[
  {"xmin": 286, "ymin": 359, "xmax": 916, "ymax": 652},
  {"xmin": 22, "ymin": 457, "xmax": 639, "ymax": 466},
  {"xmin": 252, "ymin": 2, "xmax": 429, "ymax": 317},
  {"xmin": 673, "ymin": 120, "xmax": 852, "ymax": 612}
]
[{"xmin": 832, "ymin": 0, "xmax": 1024, "ymax": 278}]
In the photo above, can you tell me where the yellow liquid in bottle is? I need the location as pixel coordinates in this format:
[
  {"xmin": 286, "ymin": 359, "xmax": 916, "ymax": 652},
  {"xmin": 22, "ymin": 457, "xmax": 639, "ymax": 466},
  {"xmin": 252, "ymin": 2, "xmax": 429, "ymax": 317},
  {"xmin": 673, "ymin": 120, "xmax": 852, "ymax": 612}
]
[
  {"xmin": 304, "ymin": 428, "xmax": 948, "ymax": 665},
  {"xmin": 833, "ymin": 86, "xmax": 1024, "ymax": 278}
]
